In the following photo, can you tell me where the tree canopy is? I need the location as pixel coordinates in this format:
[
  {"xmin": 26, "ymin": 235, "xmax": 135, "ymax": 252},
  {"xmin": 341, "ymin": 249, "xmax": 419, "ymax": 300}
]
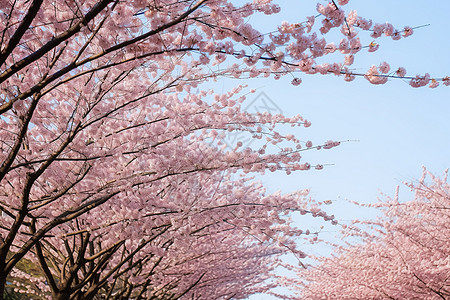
[
  {"xmin": 0, "ymin": 0, "xmax": 447, "ymax": 299},
  {"xmin": 297, "ymin": 170, "xmax": 450, "ymax": 300}
]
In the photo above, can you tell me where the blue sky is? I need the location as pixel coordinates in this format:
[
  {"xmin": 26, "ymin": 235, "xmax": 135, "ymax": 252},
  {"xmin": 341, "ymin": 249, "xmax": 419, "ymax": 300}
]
[{"xmin": 230, "ymin": 0, "xmax": 450, "ymax": 298}]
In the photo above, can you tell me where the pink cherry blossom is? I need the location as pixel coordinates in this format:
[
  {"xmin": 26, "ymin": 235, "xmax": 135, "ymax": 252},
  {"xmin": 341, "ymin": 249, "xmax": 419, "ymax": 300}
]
[
  {"xmin": 403, "ymin": 26, "xmax": 414, "ymax": 37},
  {"xmin": 396, "ymin": 67, "xmax": 407, "ymax": 77},
  {"xmin": 344, "ymin": 54, "xmax": 354, "ymax": 65},
  {"xmin": 323, "ymin": 140, "xmax": 341, "ymax": 149},
  {"xmin": 429, "ymin": 79, "xmax": 439, "ymax": 88},
  {"xmin": 365, "ymin": 65, "xmax": 388, "ymax": 84},
  {"xmin": 410, "ymin": 73, "xmax": 431, "ymax": 88},
  {"xmin": 296, "ymin": 170, "xmax": 450, "ymax": 300},
  {"xmin": 368, "ymin": 41, "xmax": 380, "ymax": 52},
  {"xmin": 378, "ymin": 61, "xmax": 390, "ymax": 73},
  {"xmin": 443, "ymin": 76, "xmax": 450, "ymax": 86},
  {"xmin": 291, "ymin": 78, "xmax": 302, "ymax": 86}
]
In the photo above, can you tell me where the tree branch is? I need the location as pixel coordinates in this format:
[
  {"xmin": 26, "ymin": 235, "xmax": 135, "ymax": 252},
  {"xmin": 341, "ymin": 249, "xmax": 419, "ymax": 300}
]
[{"xmin": 0, "ymin": 0, "xmax": 44, "ymax": 66}]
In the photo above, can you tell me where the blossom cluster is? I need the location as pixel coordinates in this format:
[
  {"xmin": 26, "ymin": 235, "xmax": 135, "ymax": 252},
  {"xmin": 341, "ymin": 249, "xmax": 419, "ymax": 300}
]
[{"xmin": 297, "ymin": 170, "xmax": 450, "ymax": 299}]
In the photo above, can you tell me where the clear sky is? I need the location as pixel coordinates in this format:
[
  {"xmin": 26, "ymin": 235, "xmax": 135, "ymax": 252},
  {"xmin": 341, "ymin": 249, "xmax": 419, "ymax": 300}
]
[{"xmin": 225, "ymin": 1, "xmax": 450, "ymax": 298}]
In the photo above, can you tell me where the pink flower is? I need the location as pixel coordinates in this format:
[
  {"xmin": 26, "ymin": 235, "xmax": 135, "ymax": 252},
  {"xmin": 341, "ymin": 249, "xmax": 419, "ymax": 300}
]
[
  {"xmin": 328, "ymin": 63, "xmax": 342, "ymax": 75},
  {"xmin": 339, "ymin": 38, "xmax": 350, "ymax": 54},
  {"xmin": 409, "ymin": 73, "xmax": 431, "ymax": 88},
  {"xmin": 306, "ymin": 141, "xmax": 313, "ymax": 148},
  {"xmin": 315, "ymin": 63, "xmax": 330, "ymax": 75},
  {"xmin": 365, "ymin": 65, "xmax": 388, "ymax": 84},
  {"xmin": 347, "ymin": 10, "xmax": 358, "ymax": 26},
  {"xmin": 306, "ymin": 16, "xmax": 315, "ymax": 33},
  {"xmin": 368, "ymin": 41, "xmax": 379, "ymax": 52},
  {"xmin": 371, "ymin": 23, "xmax": 384, "ymax": 38},
  {"xmin": 344, "ymin": 55, "xmax": 354, "ymax": 66},
  {"xmin": 383, "ymin": 23, "xmax": 394, "ymax": 36},
  {"xmin": 325, "ymin": 42, "xmax": 337, "ymax": 54},
  {"xmin": 429, "ymin": 79, "xmax": 439, "ymax": 88},
  {"xmin": 349, "ymin": 38, "xmax": 362, "ymax": 53},
  {"xmin": 396, "ymin": 67, "xmax": 407, "ymax": 77},
  {"xmin": 291, "ymin": 78, "xmax": 302, "ymax": 86},
  {"xmin": 356, "ymin": 17, "xmax": 372, "ymax": 30},
  {"xmin": 378, "ymin": 62, "xmax": 390, "ymax": 74},
  {"xmin": 301, "ymin": 163, "xmax": 311, "ymax": 170},
  {"xmin": 403, "ymin": 26, "xmax": 414, "ymax": 37},
  {"xmin": 344, "ymin": 73, "xmax": 355, "ymax": 82},
  {"xmin": 391, "ymin": 30, "xmax": 401, "ymax": 40},
  {"xmin": 323, "ymin": 140, "xmax": 341, "ymax": 149}
]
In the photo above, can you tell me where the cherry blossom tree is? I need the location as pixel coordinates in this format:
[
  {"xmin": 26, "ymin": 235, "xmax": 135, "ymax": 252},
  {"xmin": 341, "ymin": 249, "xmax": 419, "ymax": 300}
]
[
  {"xmin": 296, "ymin": 170, "xmax": 450, "ymax": 300},
  {"xmin": 0, "ymin": 0, "xmax": 447, "ymax": 298}
]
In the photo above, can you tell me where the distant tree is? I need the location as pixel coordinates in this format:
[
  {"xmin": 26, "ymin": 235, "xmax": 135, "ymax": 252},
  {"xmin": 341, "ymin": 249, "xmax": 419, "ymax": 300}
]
[
  {"xmin": 0, "ymin": 0, "xmax": 446, "ymax": 299},
  {"xmin": 297, "ymin": 170, "xmax": 450, "ymax": 299}
]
